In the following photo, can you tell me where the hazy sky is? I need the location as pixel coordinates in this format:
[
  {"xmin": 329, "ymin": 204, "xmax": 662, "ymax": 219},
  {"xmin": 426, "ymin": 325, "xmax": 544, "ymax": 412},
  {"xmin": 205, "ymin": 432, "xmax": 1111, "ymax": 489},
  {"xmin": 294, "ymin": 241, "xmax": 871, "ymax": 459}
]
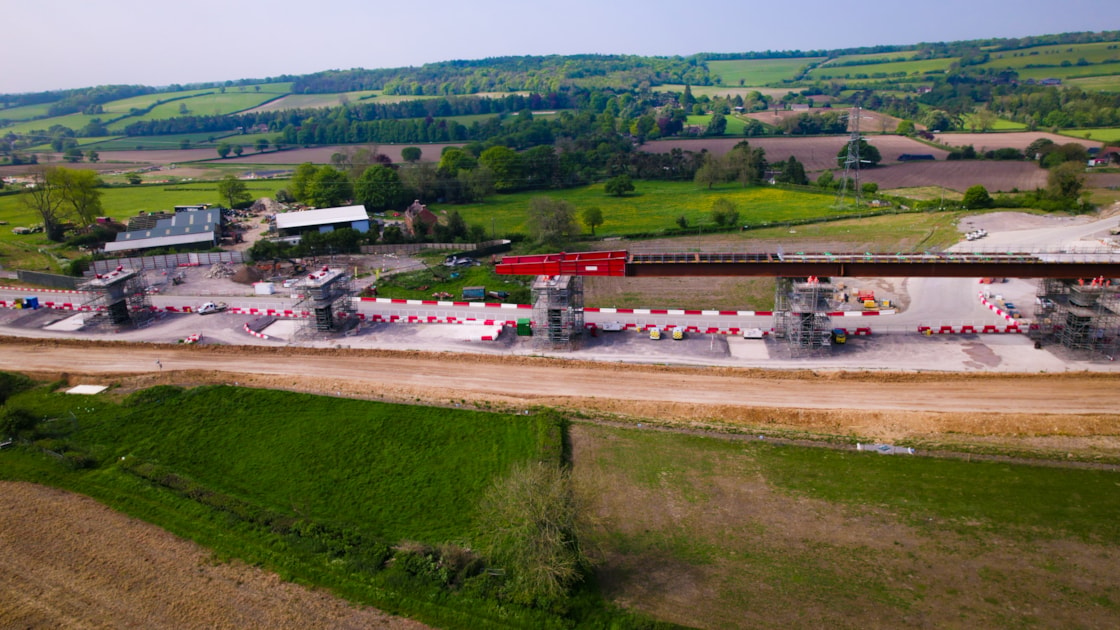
[{"xmin": 3, "ymin": 0, "xmax": 1119, "ymax": 93}]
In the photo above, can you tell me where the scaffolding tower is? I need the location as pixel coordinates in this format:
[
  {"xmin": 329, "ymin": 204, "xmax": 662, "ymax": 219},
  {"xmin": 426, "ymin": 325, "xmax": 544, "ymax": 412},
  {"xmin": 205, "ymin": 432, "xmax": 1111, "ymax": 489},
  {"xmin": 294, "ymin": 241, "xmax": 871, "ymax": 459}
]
[
  {"xmin": 531, "ymin": 275, "xmax": 583, "ymax": 350},
  {"xmin": 293, "ymin": 266, "xmax": 356, "ymax": 338},
  {"xmin": 1034, "ymin": 278, "xmax": 1120, "ymax": 356},
  {"xmin": 80, "ymin": 266, "xmax": 154, "ymax": 330},
  {"xmin": 773, "ymin": 276, "xmax": 836, "ymax": 355}
]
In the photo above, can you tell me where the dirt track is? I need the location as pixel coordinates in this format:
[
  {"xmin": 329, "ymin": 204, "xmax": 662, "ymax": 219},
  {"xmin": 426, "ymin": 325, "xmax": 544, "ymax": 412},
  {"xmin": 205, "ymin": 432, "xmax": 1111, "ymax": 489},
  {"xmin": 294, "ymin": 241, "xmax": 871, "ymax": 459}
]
[{"xmin": 6, "ymin": 337, "xmax": 1120, "ymax": 443}]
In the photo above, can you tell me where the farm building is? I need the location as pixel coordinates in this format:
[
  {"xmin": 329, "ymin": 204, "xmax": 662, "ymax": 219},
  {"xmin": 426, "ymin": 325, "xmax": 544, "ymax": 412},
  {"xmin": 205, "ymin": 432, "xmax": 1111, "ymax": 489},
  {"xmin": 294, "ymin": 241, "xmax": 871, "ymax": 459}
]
[
  {"xmin": 272, "ymin": 205, "xmax": 371, "ymax": 242},
  {"xmin": 403, "ymin": 200, "xmax": 438, "ymax": 237},
  {"xmin": 104, "ymin": 208, "xmax": 222, "ymax": 253}
]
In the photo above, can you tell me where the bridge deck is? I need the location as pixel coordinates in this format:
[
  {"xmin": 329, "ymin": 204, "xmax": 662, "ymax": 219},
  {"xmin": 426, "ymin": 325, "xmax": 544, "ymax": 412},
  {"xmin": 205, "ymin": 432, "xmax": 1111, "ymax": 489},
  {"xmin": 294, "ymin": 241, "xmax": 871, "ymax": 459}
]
[{"xmin": 495, "ymin": 250, "xmax": 1120, "ymax": 279}]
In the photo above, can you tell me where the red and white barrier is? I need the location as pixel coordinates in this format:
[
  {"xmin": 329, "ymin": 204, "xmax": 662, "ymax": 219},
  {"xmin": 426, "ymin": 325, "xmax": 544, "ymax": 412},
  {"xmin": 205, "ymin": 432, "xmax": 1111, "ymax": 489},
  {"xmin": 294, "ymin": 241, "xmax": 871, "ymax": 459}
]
[{"xmin": 242, "ymin": 323, "xmax": 271, "ymax": 340}]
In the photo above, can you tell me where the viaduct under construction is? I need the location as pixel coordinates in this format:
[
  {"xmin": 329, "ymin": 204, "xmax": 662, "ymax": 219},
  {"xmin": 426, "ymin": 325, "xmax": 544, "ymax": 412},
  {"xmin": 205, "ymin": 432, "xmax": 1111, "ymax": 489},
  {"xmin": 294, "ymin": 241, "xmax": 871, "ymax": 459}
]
[{"xmin": 496, "ymin": 250, "xmax": 1120, "ymax": 356}]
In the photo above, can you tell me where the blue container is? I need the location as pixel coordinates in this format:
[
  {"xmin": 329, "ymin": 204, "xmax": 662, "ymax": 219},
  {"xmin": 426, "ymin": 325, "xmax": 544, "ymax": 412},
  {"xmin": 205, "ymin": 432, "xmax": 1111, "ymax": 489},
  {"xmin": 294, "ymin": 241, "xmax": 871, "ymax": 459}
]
[{"xmin": 25, "ymin": 297, "xmax": 39, "ymax": 309}]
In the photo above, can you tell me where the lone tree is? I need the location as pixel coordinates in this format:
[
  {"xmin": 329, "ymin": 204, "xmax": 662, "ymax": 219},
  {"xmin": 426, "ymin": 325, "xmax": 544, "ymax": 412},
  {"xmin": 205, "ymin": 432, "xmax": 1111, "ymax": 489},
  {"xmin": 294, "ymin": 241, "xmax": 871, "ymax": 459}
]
[
  {"xmin": 401, "ymin": 146, "xmax": 422, "ymax": 163},
  {"xmin": 836, "ymin": 139, "xmax": 882, "ymax": 168},
  {"xmin": 217, "ymin": 174, "xmax": 251, "ymax": 208},
  {"xmin": 710, "ymin": 198, "xmax": 739, "ymax": 227},
  {"xmin": 580, "ymin": 206, "xmax": 604, "ymax": 236},
  {"xmin": 527, "ymin": 196, "xmax": 579, "ymax": 245},
  {"xmin": 962, "ymin": 185, "xmax": 993, "ymax": 209},
  {"xmin": 474, "ymin": 461, "xmax": 586, "ymax": 606},
  {"xmin": 216, "ymin": 142, "xmax": 231, "ymax": 158},
  {"xmin": 21, "ymin": 167, "xmax": 68, "ymax": 241},
  {"xmin": 604, "ymin": 174, "xmax": 634, "ymax": 197}
]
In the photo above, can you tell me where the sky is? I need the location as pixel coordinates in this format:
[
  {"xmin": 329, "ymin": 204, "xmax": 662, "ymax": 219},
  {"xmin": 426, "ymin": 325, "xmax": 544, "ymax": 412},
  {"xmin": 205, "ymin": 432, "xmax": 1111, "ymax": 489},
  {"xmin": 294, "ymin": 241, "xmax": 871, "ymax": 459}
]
[{"xmin": 3, "ymin": 0, "xmax": 1119, "ymax": 94}]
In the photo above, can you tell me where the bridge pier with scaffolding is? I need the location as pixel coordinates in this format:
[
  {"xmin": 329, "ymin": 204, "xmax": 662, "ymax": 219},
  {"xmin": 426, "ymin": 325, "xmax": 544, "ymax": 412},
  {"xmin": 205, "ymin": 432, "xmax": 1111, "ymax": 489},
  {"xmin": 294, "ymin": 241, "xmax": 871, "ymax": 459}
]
[
  {"xmin": 293, "ymin": 266, "xmax": 356, "ymax": 339},
  {"xmin": 1033, "ymin": 278, "xmax": 1120, "ymax": 357},
  {"xmin": 80, "ymin": 266, "xmax": 154, "ymax": 330},
  {"xmin": 773, "ymin": 277, "xmax": 837, "ymax": 355},
  {"xmin": 531, "ymin": 275, "xmax": 583, "ymax": 350}
]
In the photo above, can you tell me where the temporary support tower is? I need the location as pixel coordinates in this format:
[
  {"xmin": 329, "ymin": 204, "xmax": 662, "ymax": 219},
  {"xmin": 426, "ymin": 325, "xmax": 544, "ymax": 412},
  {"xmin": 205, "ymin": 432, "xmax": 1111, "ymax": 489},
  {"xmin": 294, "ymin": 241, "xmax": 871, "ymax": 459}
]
[
  {"xmin": 773, "ymin": 276, "xmax": 836, "ymax": 355},
  {"xmin": 293, "ymin": 266, "xmax": 356, "ymax": 337},
  {"xmin": 531, "ymin": 275, "xmax": 583, "ymax": 350},
  {"xmin": 80, "ymin": 266, "xmax": 154, "ymax": 330},
  {"xmin": 1034, "ymin": 277, "xmax": 1120, "ymax": 356}
]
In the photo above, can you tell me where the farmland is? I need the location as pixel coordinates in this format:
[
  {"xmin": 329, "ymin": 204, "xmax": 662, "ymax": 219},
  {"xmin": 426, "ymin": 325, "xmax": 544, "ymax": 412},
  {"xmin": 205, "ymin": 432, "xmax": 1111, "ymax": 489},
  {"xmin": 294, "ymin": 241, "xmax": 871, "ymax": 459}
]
[
  {"xmin": 244, "ymin": 89, "xmax": 382, "ymax": 113},
  {"xmin": 452, "ymin": 180, "xmax": 849, "ymax": 237},
  {"xmin": 4, "ymin": 361, "xmax": 1120, "ymax": 629},
  {"xmin": 706, "ymin": 58, "xmax": 823, "ymax": 86},
  {"xmin": 807, "ymin": 57, "xmax": 953, "ymax": 80},
  {"xmin": 0, "ymin": 382, "xmax": 586, "ymax": 629}
]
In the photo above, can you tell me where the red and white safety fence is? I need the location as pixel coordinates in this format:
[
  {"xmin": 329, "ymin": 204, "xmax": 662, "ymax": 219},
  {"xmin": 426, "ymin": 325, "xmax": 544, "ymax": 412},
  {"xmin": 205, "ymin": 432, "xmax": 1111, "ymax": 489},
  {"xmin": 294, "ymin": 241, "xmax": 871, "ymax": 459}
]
[
  {"xmin": 977, "ymin": 291, "xmax": 1019, "ymax": 323},
  {"xmin": 917, "ymin": 323, "xmax": 1024, "ymax": 334},
  {"xmin": 242, "ymin": 323, "xmax": 271, "ymax": 340},
  {"xmin": 358, "ymin": 297, "xmax": 895, "ymax": 318}
]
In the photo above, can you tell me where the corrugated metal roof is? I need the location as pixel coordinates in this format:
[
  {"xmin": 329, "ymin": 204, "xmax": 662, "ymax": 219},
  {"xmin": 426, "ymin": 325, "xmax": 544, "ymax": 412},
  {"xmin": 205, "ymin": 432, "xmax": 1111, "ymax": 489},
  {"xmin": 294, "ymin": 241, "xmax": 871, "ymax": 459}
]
[
  {"xmin": 275, "ymin": 205, "xmax": 369, "ymax": 230},
  {"xmin": 107, "ymin": 208, "xmax": 220, "ymax": 251},
  {"xmin": 104, "ymin": 231, "xmax": 216, "ymax": 252}
]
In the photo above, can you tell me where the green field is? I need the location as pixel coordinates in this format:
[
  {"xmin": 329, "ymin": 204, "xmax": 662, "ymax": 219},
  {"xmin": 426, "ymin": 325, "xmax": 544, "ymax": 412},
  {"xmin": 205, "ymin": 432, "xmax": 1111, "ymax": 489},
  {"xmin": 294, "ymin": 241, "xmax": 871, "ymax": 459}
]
[
  {"xmin": 1057, "ymin": 127, "xmax": 1120, "ymax": 142},
  {"xmin": 0, "ymin": 382, "xmax": 587, "ymax": 629},
  {"xmin": 1, "ymin": 83, "xmax": 291, "ymax": 137},
  {"xmin": 575, "ymin": 422, "xmax": 1120, "ymax": 628},
  {"xmin": 960, "ymin": 113, "xmax": 1028, "ymax": 131},
  {"xmin": 685, "ymin": 114, "xmax": 751, "ymax": 134},
  {"xmin": 0, "ymin": 102, "xmax": 54, "ymax": 121},
  {"xmin": 85, "ymin": 131, "xmax": 242, "ymax": 151},
  {"xmin": 4, "ymin": 377, "xmax": 1118, "ymax": 628},
  {"xmin": 1069, "ymin": 75, "xmax": 1120, "ymax": 92},
  {"xmin": 978, "ymin": 41, "xmax": 1120, "ymax": 71},
  {"xmin": 108, "ymin": 83, "xmax": 292, "ymax": 131},
  {"xmin": 449, "ymin": 180, "xmax": 846, "ymax": 237},
  {"xmin": 248, "ymin": 89, "xmax": 382, "ymax": 112},
  {"xmin": 706, "ymin": 58, "xmax": 824, "ymax": 86},
  {"xmin": 809, "ymin": 57, "xmax": 953, "ymax": 80}
]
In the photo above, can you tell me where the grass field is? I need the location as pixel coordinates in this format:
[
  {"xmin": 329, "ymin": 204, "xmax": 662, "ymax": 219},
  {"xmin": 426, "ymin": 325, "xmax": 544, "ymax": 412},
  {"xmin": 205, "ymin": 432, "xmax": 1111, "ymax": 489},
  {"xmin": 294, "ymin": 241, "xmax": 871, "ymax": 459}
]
[
  {"xmin": 1057, "ymin": 127, "xmax": 1120, "ymax": 142},
  {"xmin": 809, "ymin": 57, "xmax": 953, "ymax": 80},
  {"xmin": 685, "ymin": 114, "xmax": 751, "ymax": 135},
  {"xmin": 960, "ymin": 113, "xmax": 1028, "ymax": 131},
  {"xmin": 0, "ymin": 102, "xmax": 54, "ymax": 121},
  {"xmin": 978, "ymin": 41, "xmax": 1120, "ymax": 71},
  {"xmin": 108, "ymin": 84, "xmax": 292, "ymax": 132},
  {"xmin": 452, "ymin": 181, "xmax": 846, "ymax": 238},
  {"xmin": 0, "ymin": 382, "xmax": 594, "ymax": 629},
  {"xmin": 1069, "ymin": 74, "xmax": 1120, "ymax": 91},
  {"xmin": 1, "ymin": 83, "xmax": 292, "ymax": 138},
  {"xmin": 574, "ymin": 422, "xmax": 1120, "ymax": 628},
  {"xmin": 7, "ymin": 375, "xmax": 1120, "ymax": 628},
  {"xmin": 86, "ymin": 131, "xmax": 244, "ymax": 151},
  {"xmin": 706, "ymin": 58, "xmax": 824, "ymax": 86},
  {"xmin": 246, "ymin": 90, "xmax": 383, "ymax": 113}
]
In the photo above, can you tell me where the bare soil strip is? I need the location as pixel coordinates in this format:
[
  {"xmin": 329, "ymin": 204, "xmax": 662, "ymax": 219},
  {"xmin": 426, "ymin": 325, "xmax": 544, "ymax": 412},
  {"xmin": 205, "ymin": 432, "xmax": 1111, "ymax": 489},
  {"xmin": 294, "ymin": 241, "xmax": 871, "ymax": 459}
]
[
  {"xmin": 0, "ymin": 482, "xmax": 428, "ymax": 630},
  {"xmin": 5, "ymin": 337, "xmax": 1119, "ymax": 449}
]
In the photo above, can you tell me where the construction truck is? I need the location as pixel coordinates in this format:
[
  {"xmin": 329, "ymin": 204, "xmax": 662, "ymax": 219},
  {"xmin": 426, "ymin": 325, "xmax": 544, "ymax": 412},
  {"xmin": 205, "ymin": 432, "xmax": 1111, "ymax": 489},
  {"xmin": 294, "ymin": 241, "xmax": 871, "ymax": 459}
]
[
  {"xmin": 197, "ymin": 301, "xmax": 229, "ymax": 315},
  {"xmin": 831, "ymin": 328, "xmax": 848, "ymax": 344}
]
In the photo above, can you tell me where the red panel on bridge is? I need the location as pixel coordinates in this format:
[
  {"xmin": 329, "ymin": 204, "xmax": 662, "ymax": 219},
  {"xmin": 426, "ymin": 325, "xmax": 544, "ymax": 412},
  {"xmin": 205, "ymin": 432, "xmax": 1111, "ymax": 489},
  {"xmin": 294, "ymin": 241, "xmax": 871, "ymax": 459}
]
[{"xmin": 495, "ymin": 250, "xmax": 629, "ymax": 276}]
